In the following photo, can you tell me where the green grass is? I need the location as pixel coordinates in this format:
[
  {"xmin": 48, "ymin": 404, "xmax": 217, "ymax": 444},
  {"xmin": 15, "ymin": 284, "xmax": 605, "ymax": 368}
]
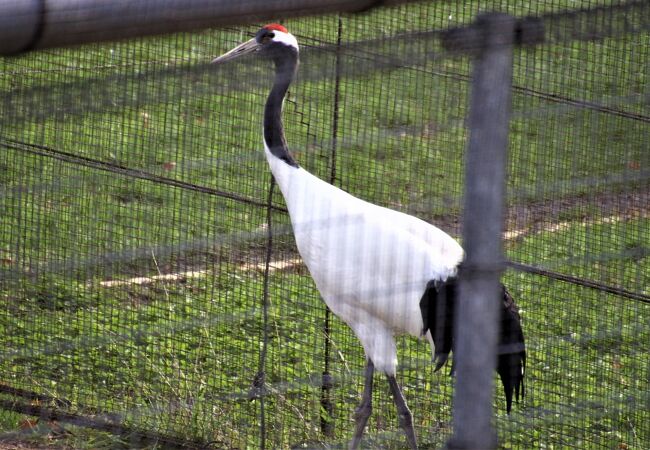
[
  {"xmin": 1, "ymin": 0, "xmax": 649, "ymax": 448},
  {"xmin": 0, "ymin": 218, "xmax": 648, "ymax": 448}
]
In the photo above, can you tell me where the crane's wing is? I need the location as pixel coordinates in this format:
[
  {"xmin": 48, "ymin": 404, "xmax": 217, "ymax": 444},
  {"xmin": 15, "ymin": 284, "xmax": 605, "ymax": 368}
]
[
  {"xmin": 285, "ymin": 169, "xmax": 463, "ymax": 297},
  {"xmin": 368, "ymin": 203, "xmax": 464, "ymax": 269}
]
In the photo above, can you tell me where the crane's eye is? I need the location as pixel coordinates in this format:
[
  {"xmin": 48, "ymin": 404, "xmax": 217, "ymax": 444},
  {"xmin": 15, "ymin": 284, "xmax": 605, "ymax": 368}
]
[{"xmin": 260, "ymin": 32, "xmax": 274, "ymax": 44}]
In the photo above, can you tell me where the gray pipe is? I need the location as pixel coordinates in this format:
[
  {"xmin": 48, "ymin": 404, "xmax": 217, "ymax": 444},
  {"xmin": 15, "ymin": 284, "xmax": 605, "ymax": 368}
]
[
  {"xmin": 0, "ymin": 0, "xmax": 44, "ymax": 54},
  {"xmin": 0, "ymin": 0, "xmax": 413, "ymax": 55}
]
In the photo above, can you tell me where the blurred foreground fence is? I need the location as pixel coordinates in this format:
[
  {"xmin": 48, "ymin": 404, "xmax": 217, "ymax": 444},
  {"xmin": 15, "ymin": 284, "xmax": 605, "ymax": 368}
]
[{"xmin": 1, "ymin": 0, "xmax": 649, "ymax": 448}]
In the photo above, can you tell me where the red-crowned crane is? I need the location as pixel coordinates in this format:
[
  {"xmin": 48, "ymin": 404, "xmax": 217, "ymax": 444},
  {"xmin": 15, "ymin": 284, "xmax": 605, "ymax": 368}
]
[{"xmin": 213, "ymin": 24, "xmax": 526, "ymax": 450}]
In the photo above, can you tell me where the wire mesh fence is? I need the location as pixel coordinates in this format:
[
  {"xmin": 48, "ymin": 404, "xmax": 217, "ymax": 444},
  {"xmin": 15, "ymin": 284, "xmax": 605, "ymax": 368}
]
[{"xmin": 0, "ymin": 0, "xmax": 648, "ymax": 448}]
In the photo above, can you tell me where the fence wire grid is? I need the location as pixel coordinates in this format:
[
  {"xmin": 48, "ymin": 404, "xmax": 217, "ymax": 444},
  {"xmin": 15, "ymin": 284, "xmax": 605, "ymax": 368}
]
[{"xmin": 0, "ymin": 0, "xmax": 648, "ymax": 449}]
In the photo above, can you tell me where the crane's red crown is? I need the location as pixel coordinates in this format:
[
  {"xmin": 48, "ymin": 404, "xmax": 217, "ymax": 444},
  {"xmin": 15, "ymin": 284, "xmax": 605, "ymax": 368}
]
[{"xmin": 263, "ymin": 23, "xmax": 288, "ymax": 33}]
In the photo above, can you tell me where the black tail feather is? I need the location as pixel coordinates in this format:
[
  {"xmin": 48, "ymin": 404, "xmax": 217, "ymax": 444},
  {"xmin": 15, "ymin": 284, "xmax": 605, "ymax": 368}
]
[
  {"xmin": 498, "ymin": 286, "xmax": 526, "ymax": 413},
  {"xmin": 419, "ymin": 278, "xmax": 526, "ymax": 413},
  {"xmin": 420, "ymin": 279, "xmax": 455, "ymax": 373}
]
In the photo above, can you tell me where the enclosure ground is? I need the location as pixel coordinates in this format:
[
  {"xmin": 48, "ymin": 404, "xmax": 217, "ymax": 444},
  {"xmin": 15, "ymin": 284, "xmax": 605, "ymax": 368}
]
[{"xmin": 1, "ymin": 0, "xmax": 648, "ymax": 448}]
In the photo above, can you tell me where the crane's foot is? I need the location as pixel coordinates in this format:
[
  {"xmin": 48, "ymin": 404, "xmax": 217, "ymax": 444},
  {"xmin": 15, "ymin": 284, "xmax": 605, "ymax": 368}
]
[
  {"xmin": 387, "ymin": 375, "xmax": 418, "ymax": 450},
  {"xmin": 350, "ymin": 397, "xmax": 372, "ymax": 449},
  {"xmin": 349, "ymin": 360, "xmax": 375, "ymax": 450}
]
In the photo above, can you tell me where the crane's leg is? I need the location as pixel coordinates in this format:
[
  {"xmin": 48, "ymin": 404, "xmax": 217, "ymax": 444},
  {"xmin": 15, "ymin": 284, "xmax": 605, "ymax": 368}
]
[
  {"xmin": 387, "ymin": 375, "xmax": 418, "ymax": 450},
  {"xmin": 349, "ymin": 359, "xmax": 374, "ymax": 450}
]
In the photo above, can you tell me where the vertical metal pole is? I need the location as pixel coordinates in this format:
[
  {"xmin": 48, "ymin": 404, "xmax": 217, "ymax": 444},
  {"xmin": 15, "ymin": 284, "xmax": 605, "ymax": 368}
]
[
  {"xmin": 255, "ymin": 177, "xmax": 276, "ymax": 450},
  {"xmin": 320, "ymin": 14, "xmax": 344, "ymax": 439},
  {"xmin": 447, "ymin": 13, "xmax": 515, "ymax": 450}
]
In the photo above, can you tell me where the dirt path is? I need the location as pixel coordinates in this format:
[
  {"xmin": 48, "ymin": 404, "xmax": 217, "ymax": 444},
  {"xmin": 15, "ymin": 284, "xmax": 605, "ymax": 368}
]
[{"xmin": 93, "ymin": 186, "xmax": 649, "ymax": 284}]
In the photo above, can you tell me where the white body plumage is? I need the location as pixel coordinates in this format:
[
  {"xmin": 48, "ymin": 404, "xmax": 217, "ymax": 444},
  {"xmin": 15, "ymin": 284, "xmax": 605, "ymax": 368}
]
[{"xmin": 265, "ymin": 143, "xmax": 464, "ymax": 374}]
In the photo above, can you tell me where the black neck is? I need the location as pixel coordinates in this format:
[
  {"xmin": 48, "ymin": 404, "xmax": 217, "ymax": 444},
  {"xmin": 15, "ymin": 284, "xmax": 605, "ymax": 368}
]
[{"xmin": 264, "ymin": 47, "xmax": 299, "ymax": 168}]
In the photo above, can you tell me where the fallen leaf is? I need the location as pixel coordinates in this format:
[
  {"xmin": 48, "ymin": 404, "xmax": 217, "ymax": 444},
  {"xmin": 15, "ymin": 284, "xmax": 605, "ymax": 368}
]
[{"xmin": 19, "ymin": 418, "xmax": 38, "ymax": 429}]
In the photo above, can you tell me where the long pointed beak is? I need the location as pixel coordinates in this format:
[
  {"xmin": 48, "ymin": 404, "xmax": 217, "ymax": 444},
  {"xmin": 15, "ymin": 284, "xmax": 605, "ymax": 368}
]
[{"xmin": 212, "ymin": 38, "xmax": 260, "ymax": 64}]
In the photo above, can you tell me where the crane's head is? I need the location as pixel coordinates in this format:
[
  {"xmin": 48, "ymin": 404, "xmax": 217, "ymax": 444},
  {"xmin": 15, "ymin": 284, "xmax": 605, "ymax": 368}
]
[{"xmin": 212, "ymin": 24, "xmax": 298, "ymax": 65}]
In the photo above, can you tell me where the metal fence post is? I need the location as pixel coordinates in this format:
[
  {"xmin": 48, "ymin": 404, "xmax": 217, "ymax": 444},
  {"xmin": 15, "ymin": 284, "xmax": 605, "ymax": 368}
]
[{"xmin": 446, "ymin": 13, "xmax": 515, "ymax": 450}]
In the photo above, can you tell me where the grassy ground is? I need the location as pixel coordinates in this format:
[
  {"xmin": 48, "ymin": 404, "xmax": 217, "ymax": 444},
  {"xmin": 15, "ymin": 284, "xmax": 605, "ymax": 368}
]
[
  {"xmin": 1, "ymin": 0, "xmax": 649, "ymax": 448},
  {"xmin": 0, "ymin": 215, "xmax": 648, "ymax": 449}
]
